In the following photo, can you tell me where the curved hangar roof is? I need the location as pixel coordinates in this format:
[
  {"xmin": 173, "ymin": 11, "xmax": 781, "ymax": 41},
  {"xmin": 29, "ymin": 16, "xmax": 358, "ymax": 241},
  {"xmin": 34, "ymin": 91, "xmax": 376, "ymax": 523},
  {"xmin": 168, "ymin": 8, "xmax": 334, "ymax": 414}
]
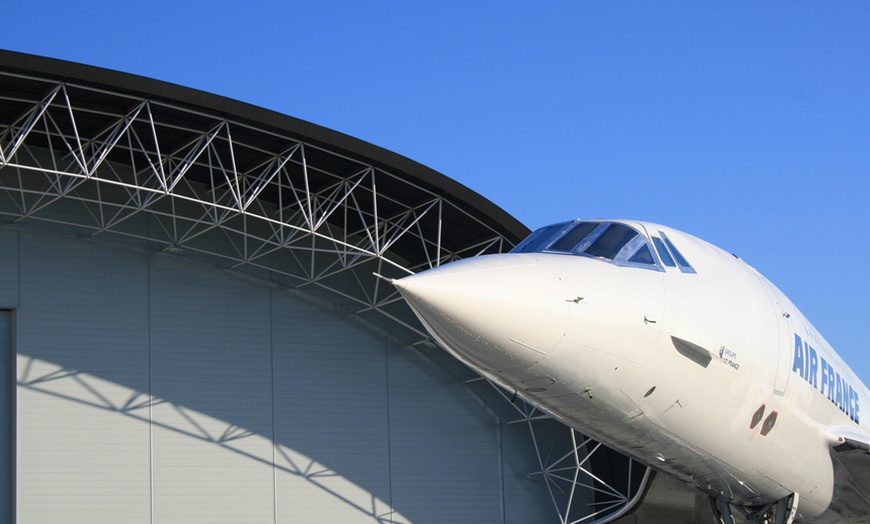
[{"xmin": 0, "ymin": 49, "xmax": 528, "ymax": 342}]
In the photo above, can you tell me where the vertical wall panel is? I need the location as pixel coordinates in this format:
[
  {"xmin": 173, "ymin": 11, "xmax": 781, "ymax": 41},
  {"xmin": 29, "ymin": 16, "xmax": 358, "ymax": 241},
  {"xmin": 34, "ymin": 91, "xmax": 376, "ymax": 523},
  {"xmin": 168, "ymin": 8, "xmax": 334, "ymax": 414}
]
[
  {"xmin": 501, "ymin": 419, "xmax": 558, "ymax": 524},
  {"xmin": 464, "ymin": 380, "xmax": 557, "ymax": 524},
  {"xmin": 387, "ymin": 342, "xmax": 503, "ymax": 523},
  {"xmin": 271, "ymin": 292, "xmax": 392, "ymax": 523},
  {"xmin": 0, "ymin": 230, "xmax": 17, "ymax": 524},
  {"xmin": 16, "ymin": 233, "xmax": 151, "ymax": 524},
  {"xmin": 0, "ymin": 311, "xmax": 11, "ymax": 524},
  {"xmin": 8, "ymin": 228, "xmax": 556, "ymax": 523},
  {"xmin": 0, "ymin": 230, "xmax": 18, "ymax": 308},
  {"xmin": 149, "ymin": 257, "xmax": 274, "ymax": 524}
]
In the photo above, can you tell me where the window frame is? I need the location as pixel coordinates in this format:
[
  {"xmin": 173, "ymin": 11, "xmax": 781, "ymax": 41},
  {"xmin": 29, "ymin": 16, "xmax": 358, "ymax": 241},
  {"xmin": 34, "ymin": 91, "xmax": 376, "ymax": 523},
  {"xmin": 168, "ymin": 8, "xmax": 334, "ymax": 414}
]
[
  {"xmin": 659, "ymin": 232, "xmax": 697, "ymax": 274},
  {"xmin": 515, "ymin": 220, "xmax": 667, "ymax": 272}
]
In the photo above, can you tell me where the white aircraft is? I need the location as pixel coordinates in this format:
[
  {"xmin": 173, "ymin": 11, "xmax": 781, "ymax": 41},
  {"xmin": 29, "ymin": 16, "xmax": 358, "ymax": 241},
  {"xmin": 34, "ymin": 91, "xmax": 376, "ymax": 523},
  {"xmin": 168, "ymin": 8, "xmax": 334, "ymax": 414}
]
[{"xmin": 392, "ymin": 219, "xmax": 870, "ymax": 524}]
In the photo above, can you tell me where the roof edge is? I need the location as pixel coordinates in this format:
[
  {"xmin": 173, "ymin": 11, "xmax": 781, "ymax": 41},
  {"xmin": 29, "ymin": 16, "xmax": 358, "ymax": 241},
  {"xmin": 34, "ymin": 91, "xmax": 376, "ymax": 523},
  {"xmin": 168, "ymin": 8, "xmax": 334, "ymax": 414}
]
[{"xmin": 0, "ymin": 49, "xmax": 529, "ymax": 242}]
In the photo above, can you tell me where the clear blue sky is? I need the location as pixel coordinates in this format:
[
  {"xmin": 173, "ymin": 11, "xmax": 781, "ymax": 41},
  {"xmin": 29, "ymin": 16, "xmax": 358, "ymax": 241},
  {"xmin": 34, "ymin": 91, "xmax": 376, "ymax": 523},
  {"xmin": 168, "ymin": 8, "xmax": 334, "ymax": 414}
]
[{"xmin": 4, "ymin": 2, "xmax": 869, "ymax": 380}]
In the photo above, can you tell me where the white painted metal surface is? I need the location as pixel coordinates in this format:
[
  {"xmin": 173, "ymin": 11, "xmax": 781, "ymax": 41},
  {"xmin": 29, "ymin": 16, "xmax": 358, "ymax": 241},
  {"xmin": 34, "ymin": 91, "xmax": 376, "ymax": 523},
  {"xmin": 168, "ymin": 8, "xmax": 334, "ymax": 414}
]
[{"xmin": 395, "ymin": 219, "xmax": 870, "ymax": 524}]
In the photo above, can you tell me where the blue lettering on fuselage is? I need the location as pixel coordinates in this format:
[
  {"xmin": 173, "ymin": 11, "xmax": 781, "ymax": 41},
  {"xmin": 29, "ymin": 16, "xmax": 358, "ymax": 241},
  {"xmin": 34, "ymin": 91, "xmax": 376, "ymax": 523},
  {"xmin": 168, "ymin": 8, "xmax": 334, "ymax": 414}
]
[
  {"xmin": 792, "ymin": 336, "xmax": 805, "ymax": 378},
  {"xmin": 792, "ymin": 334, "xmax": 859, "ymax": 423}
]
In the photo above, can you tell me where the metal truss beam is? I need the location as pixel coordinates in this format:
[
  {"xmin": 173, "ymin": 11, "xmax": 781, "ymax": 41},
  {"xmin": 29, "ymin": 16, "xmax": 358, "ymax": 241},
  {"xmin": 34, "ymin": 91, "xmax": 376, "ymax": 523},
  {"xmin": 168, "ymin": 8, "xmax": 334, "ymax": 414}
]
[
  {"xmin": 0, "ymin": 73, "xmax": 513, "ymax": 342},
  {"xmin": 489, "ymin": 382, "xmax": 652, "ymax": 524}
]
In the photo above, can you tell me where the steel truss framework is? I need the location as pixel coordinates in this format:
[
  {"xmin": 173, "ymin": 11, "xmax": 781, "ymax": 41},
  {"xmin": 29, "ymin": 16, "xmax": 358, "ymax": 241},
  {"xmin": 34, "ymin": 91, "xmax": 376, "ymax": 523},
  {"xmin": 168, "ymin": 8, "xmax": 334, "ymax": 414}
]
[
  {"xmin": 0, "ymin": 63, "xmax": 649, "ymax": 523},
  {"xmin": 0, "ymin": 72, "xmax": 515, "ymax": 340},
  {"xmin": 479, "ymin": 380, "xmax": 651, "ymax": 524}
]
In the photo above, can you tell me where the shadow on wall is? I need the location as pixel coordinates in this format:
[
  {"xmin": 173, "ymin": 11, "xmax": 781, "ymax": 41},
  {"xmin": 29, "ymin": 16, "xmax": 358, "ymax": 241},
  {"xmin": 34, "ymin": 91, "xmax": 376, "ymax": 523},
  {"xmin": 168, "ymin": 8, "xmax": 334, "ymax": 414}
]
[
  {"xmin": 17, "ymin": 354, "xmax": 408, "ymax": 523},
  {"xmin": 9, "ymin": 230, "xmax": 531, "ymax": 523}
]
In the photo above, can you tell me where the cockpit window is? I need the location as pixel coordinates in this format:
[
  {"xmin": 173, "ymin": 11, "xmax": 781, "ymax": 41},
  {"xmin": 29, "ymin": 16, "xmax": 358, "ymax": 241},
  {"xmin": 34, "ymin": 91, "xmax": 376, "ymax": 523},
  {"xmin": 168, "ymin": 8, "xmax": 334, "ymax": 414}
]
[
  {"xmin": 660, "ymin": 232, "xmax": 696, "ymax": 274},
  {"xmin": 652, "ymin": 237, "xmax": 676, "ymax": 267},
  {"xmin": 628, "ymin": 244, "xmax": 655, "ymax": 265},
  {"xmin": 510, "ymin": 222, "xmax": 569, "ymax": 253},
  {"xmin": 511, "ymin": 221, "xmax": 700, "ymax": 274},
  {"xmin": 585, "ymin": 224, "xmax": 638, "ymax": 259},
  {"xmin": 511, "ymin": 220, "xmax": 666, "ymax": 272},
  {"xmin": 548, "ymin": 221, "xmax": 599, "ymax": 252}
]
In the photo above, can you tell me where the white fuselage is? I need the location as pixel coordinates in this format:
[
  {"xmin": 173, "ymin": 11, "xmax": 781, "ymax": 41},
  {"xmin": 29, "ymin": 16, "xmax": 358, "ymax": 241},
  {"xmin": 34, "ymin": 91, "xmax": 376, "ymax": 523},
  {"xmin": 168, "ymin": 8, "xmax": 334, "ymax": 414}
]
[{"xmin": 394, "ymin": 220, "xmax": 869, "ymax": 523}]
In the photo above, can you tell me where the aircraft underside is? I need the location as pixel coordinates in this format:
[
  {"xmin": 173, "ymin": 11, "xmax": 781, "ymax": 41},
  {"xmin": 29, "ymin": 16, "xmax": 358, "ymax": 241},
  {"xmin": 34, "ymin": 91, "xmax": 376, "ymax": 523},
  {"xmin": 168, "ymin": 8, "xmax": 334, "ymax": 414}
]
[{"xmin": 710, "ymin": 493, "xmax": 799, "ymax": 524}]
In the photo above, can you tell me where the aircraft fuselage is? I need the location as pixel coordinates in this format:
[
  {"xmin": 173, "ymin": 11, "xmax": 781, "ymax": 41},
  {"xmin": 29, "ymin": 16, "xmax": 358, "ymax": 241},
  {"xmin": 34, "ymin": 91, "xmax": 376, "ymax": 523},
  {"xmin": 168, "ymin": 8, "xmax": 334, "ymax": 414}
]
[{"xmin": 394, "ymin": 220, "xmax": 869, "ymax": 523}]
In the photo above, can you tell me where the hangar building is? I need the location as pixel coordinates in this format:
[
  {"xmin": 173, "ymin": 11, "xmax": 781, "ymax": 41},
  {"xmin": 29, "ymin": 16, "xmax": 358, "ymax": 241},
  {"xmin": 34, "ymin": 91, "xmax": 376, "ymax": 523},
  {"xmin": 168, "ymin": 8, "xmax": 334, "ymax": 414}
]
[{"xmin": 0, "ymin": 50, "xmax": 674, "ymax": 524}]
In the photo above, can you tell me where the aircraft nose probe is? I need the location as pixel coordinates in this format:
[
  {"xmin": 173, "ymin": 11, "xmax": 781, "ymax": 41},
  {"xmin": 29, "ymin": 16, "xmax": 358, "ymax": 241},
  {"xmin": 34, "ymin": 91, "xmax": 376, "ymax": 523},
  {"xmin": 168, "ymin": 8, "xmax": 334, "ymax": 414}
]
[{"xmin": 384, "ymin": 258, "xmax": 570, "ymax": 375}]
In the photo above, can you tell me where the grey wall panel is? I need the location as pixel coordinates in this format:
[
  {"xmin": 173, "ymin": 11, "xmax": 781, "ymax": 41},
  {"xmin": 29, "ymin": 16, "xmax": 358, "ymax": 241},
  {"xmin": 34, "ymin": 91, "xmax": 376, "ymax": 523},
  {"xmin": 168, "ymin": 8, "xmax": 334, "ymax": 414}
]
[
  {"xmin": 9, "ymin": 228, "xmax": 555, "ymax": 523},
  {"xmin": 0, "ymin": 230, "xmax": 18, "ymax": 308},
  {"xmin": 500, "ymin": 421, "xmax": 557, "ymax": 524},
  {"xmin": 16, "ymin": 233, "xmax": 151, "ymax": 523},
  {"xmin": 149, "ymin": 257, "xmax": 275, "ymax": 524},
  {"xmin": 387, "ymin": 342, "xmax": 503, "ymax": 523},
  {"xmin": 1, "ymin": 311, "xmax": 11, "ymax": 524},
  {"xmin": 271, "ymin": 291, "xmax": 393, "ymax": 523},
  {"xmin": 502, "ymin": 416, "xmax": 581, "ymax": 524}
]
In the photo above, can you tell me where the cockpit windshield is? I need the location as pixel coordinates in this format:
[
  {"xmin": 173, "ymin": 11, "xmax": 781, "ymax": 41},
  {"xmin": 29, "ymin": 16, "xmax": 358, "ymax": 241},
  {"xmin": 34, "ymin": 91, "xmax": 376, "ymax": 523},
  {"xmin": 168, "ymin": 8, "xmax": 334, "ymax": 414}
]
[
  {"xmin": 510, "ymin": 220, "xmax": 694, "ymax": 273},
  {"xmin": 509, "ymin": 222, "xmax": 569, "ymax": 253},
  {"xmin": 584, "ymin": 223, "xmax": 638, "ymax": 259}
]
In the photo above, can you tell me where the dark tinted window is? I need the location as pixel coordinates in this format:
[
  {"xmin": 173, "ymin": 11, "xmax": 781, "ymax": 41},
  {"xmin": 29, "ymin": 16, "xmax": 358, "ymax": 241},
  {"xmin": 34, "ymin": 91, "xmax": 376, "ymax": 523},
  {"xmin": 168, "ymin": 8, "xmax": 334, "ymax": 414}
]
[
  {"xmin": 585, "ymin": 224, "xmax": 638, "ymax": 260},
  {"xmin": 511, "ymin": 221, "xmax": 664, "ymax": 272},
  {"xmin": 653, "ymin": 237, "xmax": 676, "ymax": 267},
  {"xmin": 628, "ymin": 244, "xmax": 655, "ymax": 265},
  {"xmin": 661, "ymin": 233, "xmax": 695, "ymax": 273},
  {"xmin": 511, "ymin": 223, "xmax": 566, "ymax": 253},
  {"xmin": 549, "ymin": 222, "xmax": 598, "ymax": 252}
]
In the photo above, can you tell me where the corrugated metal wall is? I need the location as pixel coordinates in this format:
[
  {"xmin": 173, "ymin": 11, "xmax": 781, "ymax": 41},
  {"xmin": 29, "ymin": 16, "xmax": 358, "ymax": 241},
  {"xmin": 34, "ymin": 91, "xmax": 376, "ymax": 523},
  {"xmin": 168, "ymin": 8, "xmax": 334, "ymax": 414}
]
[
  {"xmin": 17, "ymin": 232, "xmax": 152, "ymax": 523},
  {"xmin": 149, "ymin": 256, "xmax": 275, "ymax": 523},
  {"xmin": 1, "ymin": 309, "xmax": 11, "ymax": 524},
  {"xmin": 0, "ymin": 230, "xmax": 18, "ymax": 524},
  {"xmin": 5, "ymin": 228, "xmax": 552, "ymax": 524}
]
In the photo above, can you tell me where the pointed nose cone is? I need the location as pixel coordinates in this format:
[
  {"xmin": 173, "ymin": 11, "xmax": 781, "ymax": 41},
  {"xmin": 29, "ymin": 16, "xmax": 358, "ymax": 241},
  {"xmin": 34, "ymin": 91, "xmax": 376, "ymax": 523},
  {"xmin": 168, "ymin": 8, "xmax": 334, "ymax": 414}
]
[{"xmin": 395, "ymin": 255, "xmax": 569, "ymax": 375}]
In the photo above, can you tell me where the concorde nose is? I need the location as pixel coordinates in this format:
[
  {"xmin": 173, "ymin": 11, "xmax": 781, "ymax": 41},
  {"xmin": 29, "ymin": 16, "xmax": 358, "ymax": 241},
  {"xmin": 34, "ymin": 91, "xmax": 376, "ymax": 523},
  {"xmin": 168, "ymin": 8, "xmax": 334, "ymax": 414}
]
[{"xmin": 394, "ymin": 256, "xmax": 570, "ymax": 374}]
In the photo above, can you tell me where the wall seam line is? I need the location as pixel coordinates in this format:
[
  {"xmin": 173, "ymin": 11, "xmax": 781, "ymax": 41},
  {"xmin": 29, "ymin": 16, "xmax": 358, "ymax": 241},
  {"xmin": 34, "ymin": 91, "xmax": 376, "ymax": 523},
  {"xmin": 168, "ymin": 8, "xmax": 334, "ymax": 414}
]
[{"xmin": 270, "ymin": 289, "xmax": 278, "ymax": 524}]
